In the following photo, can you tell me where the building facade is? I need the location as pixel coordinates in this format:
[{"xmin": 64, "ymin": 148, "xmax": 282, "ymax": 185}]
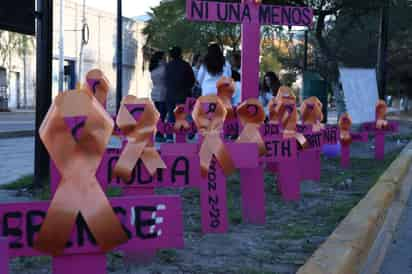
[{"xmin": 1, "ymin": 0, "xmax": 151, "ymax": 112}]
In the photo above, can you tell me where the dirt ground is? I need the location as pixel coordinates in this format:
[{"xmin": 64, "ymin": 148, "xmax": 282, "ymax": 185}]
[{"xmin": 8, "ymin": 120, "xmax": 412, "ymax": 274}]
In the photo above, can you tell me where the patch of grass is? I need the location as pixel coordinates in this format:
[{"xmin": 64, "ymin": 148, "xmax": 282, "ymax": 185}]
[
  {"xmin": 158, "ymin": 249, "xmax": 178, "ymax": 263},
  {"xmin": 0, "ymin": 175, "xmax": 33, "ymax": 190},
  {"xmin": 107, "ymin": 186, "xmax": 123, "ymax": 197}
]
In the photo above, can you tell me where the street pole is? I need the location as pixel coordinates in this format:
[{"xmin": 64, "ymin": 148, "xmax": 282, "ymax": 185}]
[
  {"xmin": 78, "ymin": 0, "xmax": 87, "ymax": 86},
  {"xmin": 34, "ymin": 0, "xmax": 53, "ymax": 188},
  {"xmin": 303, "ymin": 29, "xmax": 308, "ymax": 71},
  {"xmin": 377, "ymin": 1, "xmax": 389, "ymax": 100},
  {"xmin": 116, "ymin": 0, "xmax": 123, "ymax": 112},
  {"xmin": 58, "ymin": 0, "xmax": 64, "ymax": 92}
]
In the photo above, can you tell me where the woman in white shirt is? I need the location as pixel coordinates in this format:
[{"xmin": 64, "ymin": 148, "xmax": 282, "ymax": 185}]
[
  {"xmin": 259, "ymin": 71, "xmax": 281, "ymax": 115},
  {"xmin": 150, "ymin": 51, "xmax": 167, "ymax": 140},
  {"xmin": 197, "ymin": 43, "xmax": 232, "ymax": 96}
]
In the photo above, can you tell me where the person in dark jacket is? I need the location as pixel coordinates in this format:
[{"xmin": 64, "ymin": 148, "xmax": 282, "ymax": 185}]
[{"xmin": 165, "ymin": 46, "xmax": 195, "ymax": 141}]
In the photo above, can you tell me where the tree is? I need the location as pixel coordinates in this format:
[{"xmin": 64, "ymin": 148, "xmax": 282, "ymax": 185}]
[{"xmin": 0, "ymin": 31, "xmax": 34, "ymax": 108}]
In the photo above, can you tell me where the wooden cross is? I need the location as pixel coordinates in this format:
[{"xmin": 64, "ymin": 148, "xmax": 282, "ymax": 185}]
[{"xmin": 1, "ymin": 118, "xmax": 184, "ymax": 274}]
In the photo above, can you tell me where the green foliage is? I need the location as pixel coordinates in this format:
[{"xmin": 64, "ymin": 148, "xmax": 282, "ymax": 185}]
[
  {"xmin": 0, "ymin": 175, "xmax": 33, "ymax": 190},
  {"xmin": 143, "ymin": 0, "xmax": 241, "ymax": 54}
]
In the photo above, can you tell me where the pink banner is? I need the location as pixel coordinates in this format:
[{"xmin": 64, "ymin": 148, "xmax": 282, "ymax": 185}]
[
  {"xmin": 186, "ymin": 0, "xmax": 313, "ymax": 27},
  {"xmin": 0, "ymin": 196, "xmax": 184, "ymax": 258}
]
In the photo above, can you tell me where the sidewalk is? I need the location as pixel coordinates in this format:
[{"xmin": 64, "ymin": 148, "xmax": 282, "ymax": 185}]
[{"xmin": 0, "ymin": 111, "xmax": 35, "ymax": 138}]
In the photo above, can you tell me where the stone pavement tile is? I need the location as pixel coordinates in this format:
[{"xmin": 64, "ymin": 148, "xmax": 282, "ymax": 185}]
[{"xmin": 0, "ymin": 137, "xmax": 34, "ymax": 185}]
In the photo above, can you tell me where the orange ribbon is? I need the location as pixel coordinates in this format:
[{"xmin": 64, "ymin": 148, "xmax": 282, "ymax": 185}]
[
  {"xmin": 114, "ymin": 96, "xmax": 166, "ymax": 181},
  {"xmin": 217, "ymin": 77, "xmax": 236, "ymax": 120},
  {"xmin": 275, "ymin": 87, "xmax": 307, "ymax": 147},
  {"xmin": 339, "ymin": 113, "xmax": 352, "ymax": 146},
  {"xmin": 376, "ymin": 100, "xmax": 388, "ymax": 130},
  {"xmin": 84, "ymin": 69, "xmax": 110, "ymax": 107},
  {"xmin": 35, "ymin": 90, "xmax": 128, "ymax": 256},
  {"xmin": 267, "ymin": 97, "xmax": 281, "ymax": 124},
  {"xmin": 174, "ymin": 104, "xmax": 191, "ymax": 132},
  {"xmin": 301, "ymin": 96, "xmax": 324, "ymax": 132},
  {"xmin": 192, "ymin": 95, "xmax": 236, "ymax": 177},
  {"xmin": 236, "ymin": 99, "xmax": 267, "ymax": 155}
]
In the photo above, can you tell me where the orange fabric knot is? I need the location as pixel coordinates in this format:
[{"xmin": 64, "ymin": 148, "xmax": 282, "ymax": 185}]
[
  {"xmin": 236, "ymin": 99, "xmax": 267, "ymax": 155},
  {"xmin": 114, "ymin": 96, "xmax": 166, "ymax": 181},
  {"xmin": 376, "ymin": 100, "xmax": 388, "ymax": 130},
  {"xmin": 275, "ymin": 86, "xmax": 307, "ymax": 147},
  {"xmin": 34, "ymin": 90, "xmax": 128, "ymax": 256},
  {"xmin": 174, "ymin": 104, "xmax": 191, "ymax": 132},
  {"xmin": 301, "ymin": 96, "xmax": 324, "ymax": 132},
  {"xmin": 84, "ymin": 69, "xmax": 110, "ymax": 107},
  {"xmin": 339, "ymin": 113, "xmax": 352, "ymax": 146},
  {"xmin": 267, "ymin": 97, "xmax": 280, "ymax": 124},
  {"xmin": 217, "ymin": 76, "xmax": 236, "ymax": 120},
  {"xmin": 192, "ymin": 95, "xmax": 236, "ymax": 177}
]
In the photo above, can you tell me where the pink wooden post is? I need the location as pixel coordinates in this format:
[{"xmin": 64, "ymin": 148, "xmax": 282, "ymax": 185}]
[
  {"xmin": 186, "ymin": 0, "xmax": 314, "ymax": 100},
  {"xmin": 261, "ymin": 124, "xmax": 300, "ymax": 201},
  {"xmin": 361, "ymin": 122, "xmax": 399, "ymax": 161},
  {"xmin": 0, "ymin": 238, "xmax": 8, "ymax": 274},
  {"xmin": 239, "ymin": 167, "xmax": 265, "ymax": 224},
  {"xmin": 375, "ymin": 132, "xmax": 385, "ymax": 160},
  {"xmin": 297, "ymin": 126, "xmax": 323, "ymax": 182},
  {"xmin": 340, "ymin": 143, "xmax": 351, "ymax": 168},
  {"xmin": 241, "ymin": 0, "xmax": 260, "ymax": 99},
  {"xmin": 53, "ymin": 254, "xmax": 106, "ymax": 274}
]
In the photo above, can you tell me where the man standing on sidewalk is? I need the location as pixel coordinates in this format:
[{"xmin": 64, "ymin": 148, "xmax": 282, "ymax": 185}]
[{"xmin": 165, "ymin": 46, "xmax": 195, "ymax": 142}]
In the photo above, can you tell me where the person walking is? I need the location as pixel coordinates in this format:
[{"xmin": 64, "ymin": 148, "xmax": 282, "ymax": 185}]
[
  {"xmin": 191, "ymin": 53, "xmax": 203, "ymax": 98},
  {"xmin": 165, "ymin": 46, "xmax": 195, "ymax": 142},
  {"xmin": 197, "ymin": 43, "xmax": 232, "ymax": 96},
  {"xmin": 259, "ymin": 71, "xmax": 281, "ymax": 114},
  {"xmin": 149, "ymin": 51, "xmax": 167, "ymax": 141}
]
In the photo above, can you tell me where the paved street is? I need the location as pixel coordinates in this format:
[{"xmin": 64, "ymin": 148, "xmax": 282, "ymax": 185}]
[
  {"xmin": 380, "ymin": 181, "xmax": 412, "ymax": 274},
  {"xmin": 0, "ymin": 137, "xmax": 34, "ymax": 185},
  {"xmin": 0, "ymin": 111, "xmax": 35, "ymax": 133}
]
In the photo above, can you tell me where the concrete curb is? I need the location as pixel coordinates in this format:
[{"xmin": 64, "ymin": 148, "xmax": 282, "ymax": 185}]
[
  {"xmin": 0, "ymin": 131, "xmax": 35, "ymax": 139},
  {"xmin": 297, "ymin": 141, "xmax": 412, "ymax": 274}
]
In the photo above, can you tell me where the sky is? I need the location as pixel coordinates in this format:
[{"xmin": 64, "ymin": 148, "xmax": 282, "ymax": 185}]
[{"xmin": 74, "ymin": 0, "xmax": 162, "ymax": 18}]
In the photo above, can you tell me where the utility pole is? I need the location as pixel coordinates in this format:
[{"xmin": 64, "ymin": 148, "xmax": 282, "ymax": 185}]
[
  {"xmin": 116, "ymin": 0, "xmax": 123, "ymax": 112},
  {"xmin": 303, "ymin": 29, "xmax": 308, "ymax": 71},
  {"xmin": 58, "ymin": 0, "xmax": 64, "ymax": 92},
  {"xmin": 78, "ymin": 0, "xmax": 87, "ymax": 86},
  {"xmin": 377, "ymin": 0, "xmax": 389, "ymax": 100},
  {"xmin": 34, "ymin": 0, "xmax": 53, "ymax": 188}
]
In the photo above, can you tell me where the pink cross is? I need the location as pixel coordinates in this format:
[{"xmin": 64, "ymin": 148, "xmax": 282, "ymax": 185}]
[{"xmin": 186, "ymin": 0, "xmax": 314, "ymax": 99}]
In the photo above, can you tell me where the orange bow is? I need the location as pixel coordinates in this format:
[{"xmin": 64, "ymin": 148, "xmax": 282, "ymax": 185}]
[
  {"xmin": 301, "ymin": 96, "xmax": 324, "ymax": 132},
  {"xmin": 236, "ymin": 99, "xmax": 267, "ymax": 155},
  {"xmin": 339, "ymin": 113, "xmax": 352, "ymax": 146},
  {"xmin": 84, "ymin": 69, "xmax": 110, "ymax": 107},
  {"xmin": 192, "ymin": 95, "xmax": 236, "ymax": 177},
  {"xmin": 217, "ymin": 77, "xmax": 236, "ymax": 120},
  {"xmin": 174, "ymin": 104, "xmax": 191, "ymax": 132},
  {"xmin": 276, "ymin": 87, "xmax": 307, "ymax": 147},
  {"xmin": 114, "ymin": 96, "xmax": 166, "ymax": 181},
  {"xmin": 376, "ymin": 100, "xmax": 388, "ymax": 130},
  {"xmin": 267, "ymin": 97, "xmax": 280, "ymax": 124},
  {"xmin": 35, "ymin": 90, "xmax": 128, "ymax": 256}
]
